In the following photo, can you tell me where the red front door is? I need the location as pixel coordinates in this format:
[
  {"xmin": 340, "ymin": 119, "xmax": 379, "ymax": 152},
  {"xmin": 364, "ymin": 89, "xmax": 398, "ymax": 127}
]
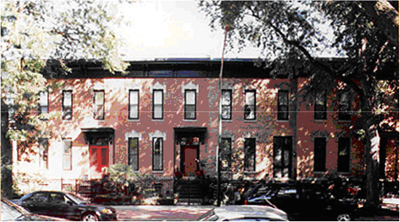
[
  {"xmin": 89, "ymin": 145, "xmax": 109, "ymax": 173},
  {"xmin": 183, "ymin": 146, "xmax": 198, "ymax": 176}
]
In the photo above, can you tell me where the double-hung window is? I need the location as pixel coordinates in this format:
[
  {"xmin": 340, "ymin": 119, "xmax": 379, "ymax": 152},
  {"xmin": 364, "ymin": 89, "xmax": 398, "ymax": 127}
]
[
  {"xmin": 129, "ymin": 90, "xmax": 139, "ymax": 120},
  {"xmin": 93, "ymin": 90, "xmax": 104, "ymax": 120},
  {"xmin": 277, "ymin": 90, "xmax": 289, "ymax": 120},
  {"xmin": 220, "ymin": 138, "xmax": 232, "ymax": 171},
  {"xmin": 314, "ymin": 137, "xmax": 326, "ymax": 172},
  {"xmin": 338, "ymin": 92, "xmax": 351, "ymax": 121},
  {"xmin": 38, "ymin": 138, "xmax": 49, "ymax": 169},
  {"xmin": 244, "ymin": 90, "xmax": 256, "ymax": 120},
  {"xmin": 184, "ymin": 89, "xmax": 196, "ymax": 120},
  {"xmin": 221, "ymin": 90, "xmax": 232, "ymax": 120},
  {"xmin": 244, "ymin": 138, "xmax": 256, "ymax": 171},
  {"xmin": 63, "ymin": 139, "xmax": 72, "ymax": 171},
  {"xmin": 153, "ymin": 89, "xmax": 163, "ymax": 119},
  {"xmin": 39, "ymin": 91, "xmax": 48, "ymax": 119},
  {"xmin": 152, "ymin": 137, "xmax": 163, "ymax": 171},
  {"xmin": 315, "ymin": 90, "xmax": 327, "ymax": 120},
  {"xmin": 128, "ymin": 138, "xmax": 139, "ymax": 171},
  {"xmin": 62, "ymin": 90, "xmax": 72, "ymax": 120},
  {"xmin": 338, "ymin": 137, "xmax": 350, "ymax": 172}
]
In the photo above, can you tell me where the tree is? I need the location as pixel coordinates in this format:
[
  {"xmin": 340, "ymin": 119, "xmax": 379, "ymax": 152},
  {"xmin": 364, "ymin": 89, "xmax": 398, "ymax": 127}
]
[
  {"xmin": 199, "ymin": 0, "xmax": 398, "ymax": 209},
  {"xmin": 1, "ymin": 0, "xmax": 130, "ymax": 198}
]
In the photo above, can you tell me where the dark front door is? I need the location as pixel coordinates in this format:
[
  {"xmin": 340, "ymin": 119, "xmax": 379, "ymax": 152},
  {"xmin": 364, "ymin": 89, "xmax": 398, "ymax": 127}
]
[
  {"xmin": 273, "ymin": 136, "xmax": 293, "ymax": 178},
  {"xmin": 182, "ymin": 146, "xmax": 198, "ymax": 176},
  {"xmin": 89, "ymin": 145, "xmax": 109, "ymax": 173}
]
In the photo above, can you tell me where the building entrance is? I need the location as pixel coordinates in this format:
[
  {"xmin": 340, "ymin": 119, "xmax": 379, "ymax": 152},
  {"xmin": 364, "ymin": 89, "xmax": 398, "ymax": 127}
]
[{"xmin": 182, "ymin": 145, "xmax": 199, "ymax": 176}]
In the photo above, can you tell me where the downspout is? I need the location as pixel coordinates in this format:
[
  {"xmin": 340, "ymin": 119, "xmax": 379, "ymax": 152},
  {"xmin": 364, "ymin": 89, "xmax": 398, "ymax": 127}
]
[{"xmin": 289, "ymin": 75, "xmax": 298, "ymax": 181}]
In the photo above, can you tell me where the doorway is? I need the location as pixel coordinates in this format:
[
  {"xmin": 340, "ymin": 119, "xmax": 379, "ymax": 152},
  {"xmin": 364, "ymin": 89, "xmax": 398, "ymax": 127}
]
[
  {"xmin": 89, "ymin": 145, "xmax": 109, "ymax": 173},
  {"xmin": 181, "ymin": 145, "xmax": 199, "ymax": 176}
]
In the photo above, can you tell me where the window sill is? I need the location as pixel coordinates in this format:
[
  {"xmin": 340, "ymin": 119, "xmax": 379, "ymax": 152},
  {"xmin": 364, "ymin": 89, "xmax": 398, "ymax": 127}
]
[
  {"xmin": 313, "ymin": 171, "xmax": 326, "ymax": 174},
  {"xmin": 244, "ymin": 119, "xmax": 257, "ymax": 123},
  {"xmin": 152, "ymin": 171, "xmax": 164, "ymax": 174},
  {"xmin": 184, "ymin": 119, "xmax": 197, "ymax": 123},
  {"xmin": 152, "ymin": 119, "xmax": 164, "ymax": 122},
  {"xmin": 128, "ymin": 119, "xmax": 140, "ymax": 122}
]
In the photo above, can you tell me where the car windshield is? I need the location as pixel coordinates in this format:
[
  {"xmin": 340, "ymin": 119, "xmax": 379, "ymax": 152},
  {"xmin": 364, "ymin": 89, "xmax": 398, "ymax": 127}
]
[
  {"xmin": 1, "ymin": 200, "xmax": 24, "ymax": 221},
  {"xmin": 65, "ymin": 193, "xmax": 88, "ymax": 204},
  {"xmin": 197, "ymin": 209, "xmax": 218, "ymax": 221}
]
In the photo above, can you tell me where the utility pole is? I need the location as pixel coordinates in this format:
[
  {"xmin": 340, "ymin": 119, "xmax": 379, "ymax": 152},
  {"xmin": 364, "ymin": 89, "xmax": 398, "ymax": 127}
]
[{"xmin": 217, "ymin": 25, "xmax": 232, "ymax": 207}]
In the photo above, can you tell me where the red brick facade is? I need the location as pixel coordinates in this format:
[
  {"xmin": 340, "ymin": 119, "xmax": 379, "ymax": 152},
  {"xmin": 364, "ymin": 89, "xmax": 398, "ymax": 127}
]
[{"xmin": 12, "ymin": 59, "xmax": 398, "ymax": 193}]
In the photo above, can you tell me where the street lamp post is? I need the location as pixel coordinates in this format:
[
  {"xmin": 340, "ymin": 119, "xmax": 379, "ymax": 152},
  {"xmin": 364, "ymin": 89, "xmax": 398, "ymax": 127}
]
[{"xmin": 217, "ymin": 25, "xmax": 232, "ymax": 207}]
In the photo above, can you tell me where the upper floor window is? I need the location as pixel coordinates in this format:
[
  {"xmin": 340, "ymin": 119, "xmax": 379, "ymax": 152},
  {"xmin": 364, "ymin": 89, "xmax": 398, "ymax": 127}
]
[
  {"xmin": 128, "ymin": 138, "xmax": 139, "ymax": 171},
  {"xmin": 129, "ymin": 90, "xmax": 139, "ymax": 120},
  {"xmin": 277, "ymin": 90, "xmax": 289, "ymax": 120},
  {"xmin": 220, "ymin": 138, "xmax": 232, "ymax": 171},
  {"xmin": 314, "ymin": 137, "xmax": 326, "ymax": 172},
  {"xmin": 152, "ymin": 137, "xmax": 163, "ymax": 171},
  {"xmin": 338, "ymin": 137, "xmax": 350, "ymax": 173},
  {"xmin": 39, "ymin": 91, "xmax": 48, "ymax": 119},
  {"xmin": 63, "ymin": 139, "xmax": 72, "ymax": 171},
  {"xmin": 5, "ymin": 93, "xmax": 14, "ymax": 121},
  {"xmin": 184, "ymin": 89, "xmax": 196, "ymax": 120},
  {"xmin": 62, "ymin": 90, "xmax": 73, "ymax": 120},
  {"xmin": 315, "ymin": 90, "xmax": 327, "ymax": 120},
  {"xmin": 221, "ymin": 90, "xmax": 232, "ymax": 120},
  {"xmin": 244, "ymin": 138, "xmax": 256, "ymax": 171},
  {"xmin": 93, "ymin": 90, "xmax": 104, "ymax": 120},
  {"xmin": 38, "ymin": 138, "xmax": 49, "ymax": 169},
  {"xmin": 244, "ymin": 90, "xmax": 256, "ymax": 120},
  {"xmin": 338, "ymin": 92, "xmax": 351, "ymax": 121},
  {"xmin": 153, "ymin": 89, "xmax": 164, "ymax": 120}
]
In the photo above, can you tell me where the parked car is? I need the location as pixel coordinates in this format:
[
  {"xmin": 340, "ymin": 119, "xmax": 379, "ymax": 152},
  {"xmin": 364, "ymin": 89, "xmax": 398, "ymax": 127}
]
[
  {"xmin": 1, "ymin": 197, "xmax": 65, "ymax": 221},
  {"xmin": 245, "ymin": 182, "xmax": 359, "ymax": 221},
  {"xmin": 198, "ymin": 205, "xmax": 288, "ymax": 221},
  {"xmin": 14, "ymin": 191, "xmax": 118, "ymax": 221}
]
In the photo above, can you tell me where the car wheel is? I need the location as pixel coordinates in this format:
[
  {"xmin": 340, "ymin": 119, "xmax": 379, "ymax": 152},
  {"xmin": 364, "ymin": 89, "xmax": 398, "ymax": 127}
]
[
  {"xmin": 336, "ymin": 213, "xmax": 352, "ymax": 221},
  {"xmin": 82, "ymin": 213, "xmax": 99, "ymax": 221}
]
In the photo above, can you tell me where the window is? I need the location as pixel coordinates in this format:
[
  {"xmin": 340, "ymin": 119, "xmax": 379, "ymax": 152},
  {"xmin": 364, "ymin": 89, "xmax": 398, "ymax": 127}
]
[
  {"xmin": 63, "ymin": 139, "xmax": 72, "ymax": 171},
  {"xmin": 62, "ymin": 90, "xmax": 72, "ymax": 120},
  {"xmin": 221, "ymin": 90, "xmax": 232, "ymax": 120},
  {"xmin": 315, "ymin": 90, "xmax": 327, "ymax": 120},
  {"xmin": 93, "ymin": 90, "xmax": 104, "ymax": 120},
  {"xmin": 338, "ymin": 137, "xmax": 350, "ymax": 172},
  {"xmin": 244, "ymin": 138, "xmax": 256, "ymax": 171},
  {"xmin": 314, "ymin": 137, "xmax": 326, "ymax": 172},
  {"xmin": 273, "ymin": 136, "xmax": 292, "ymax": 178},
  {"xmin": 220, "ymin": 138, "xmax": 232, "ymax": 171},
  {"xmin": 184, "ymin": 90, "xmax": 196, "ymax": 120},
  {"xmin": 5, "ymin": 93, "xmax": 14, "ymax": 121},
  {"xmin": 129, "ymin": 90, "xmax": 139, "ymax": 120},
  {"xmin": 152, "ymin": 137, "xmax": 163, "ymax": 171},
  {"xmin": 128, "ymin": 138, "xmax": 139, "ymax": 171},
  {"xmin": 153, "ymin": 89, "xmax": 163, "ymax": 119},
  {"xmin": 244, "ymin": 90, "xmax": 256, "ymax": 120},
  {"xmin": 39, "ymin": 91, "xmax": 48, "ymax": 119},
  {"xmin": 278, "ymin": 90, "xmax": 289, "ymax": 120},
  {"xmin": 38, "ymin": 138, "xmax": 49, "ymax": 169},
  {"xmin": 338, "ymin": 92, "xmax": 351, "ymax": 121}
]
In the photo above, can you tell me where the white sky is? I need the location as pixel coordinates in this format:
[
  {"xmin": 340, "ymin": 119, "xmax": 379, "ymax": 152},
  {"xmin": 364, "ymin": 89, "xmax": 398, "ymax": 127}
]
[{"xmin": 116, "ymin": 0, "xmax": 261, "ymax": 60}]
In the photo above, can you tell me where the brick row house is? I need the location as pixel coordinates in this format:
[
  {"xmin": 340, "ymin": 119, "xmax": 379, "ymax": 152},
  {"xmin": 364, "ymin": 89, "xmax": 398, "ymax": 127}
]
[{"xmin": 10, "ymin": 58, "xmax": 399, "ymax": 195}]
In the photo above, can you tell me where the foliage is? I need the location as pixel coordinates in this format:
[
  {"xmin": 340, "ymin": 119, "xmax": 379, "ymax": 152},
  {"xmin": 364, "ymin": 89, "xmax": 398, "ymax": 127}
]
[
  {"xmin": 1, "ymin": 0, "xmax": 131, "ymax": 198},
  {"xmin": 199, "ymin": 0, "xmax": 398, "ymax": 208}
]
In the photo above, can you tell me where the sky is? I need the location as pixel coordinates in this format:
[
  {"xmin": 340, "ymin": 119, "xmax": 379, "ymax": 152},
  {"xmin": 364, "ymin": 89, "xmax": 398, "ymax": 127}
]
[{"xmin": 116, "ymin": 0, "xmax": 261, "ymax": 60}]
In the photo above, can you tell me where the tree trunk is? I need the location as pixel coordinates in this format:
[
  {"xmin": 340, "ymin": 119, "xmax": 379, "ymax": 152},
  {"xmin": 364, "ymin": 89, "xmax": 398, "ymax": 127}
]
[{"xmin": 1, "ymin": 99, "xmax": 13, "ymax": 199}]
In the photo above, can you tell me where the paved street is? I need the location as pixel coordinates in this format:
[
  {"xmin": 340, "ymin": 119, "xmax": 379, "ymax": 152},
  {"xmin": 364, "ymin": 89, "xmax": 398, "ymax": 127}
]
[
  {"xmin": 114, "ymin": 202, "xmax": 399, "ymax": 221},
  {"xmin": 114, "ymin": 205, "xmax": 213, "ymax": 221}
]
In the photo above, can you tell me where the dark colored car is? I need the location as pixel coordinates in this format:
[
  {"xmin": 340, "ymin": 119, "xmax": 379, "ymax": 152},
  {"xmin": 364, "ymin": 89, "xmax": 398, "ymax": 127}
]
[
  {"xmin": 14, "ymin": 191, "xmax": 117, "ymax": 221},
  {"xmin": 1, "ymin": 197, "xmax": 65, "ymax": 221},
  {"xmin": 245, "ymin": 183, "xmax": 359, "ymax": 221}
]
